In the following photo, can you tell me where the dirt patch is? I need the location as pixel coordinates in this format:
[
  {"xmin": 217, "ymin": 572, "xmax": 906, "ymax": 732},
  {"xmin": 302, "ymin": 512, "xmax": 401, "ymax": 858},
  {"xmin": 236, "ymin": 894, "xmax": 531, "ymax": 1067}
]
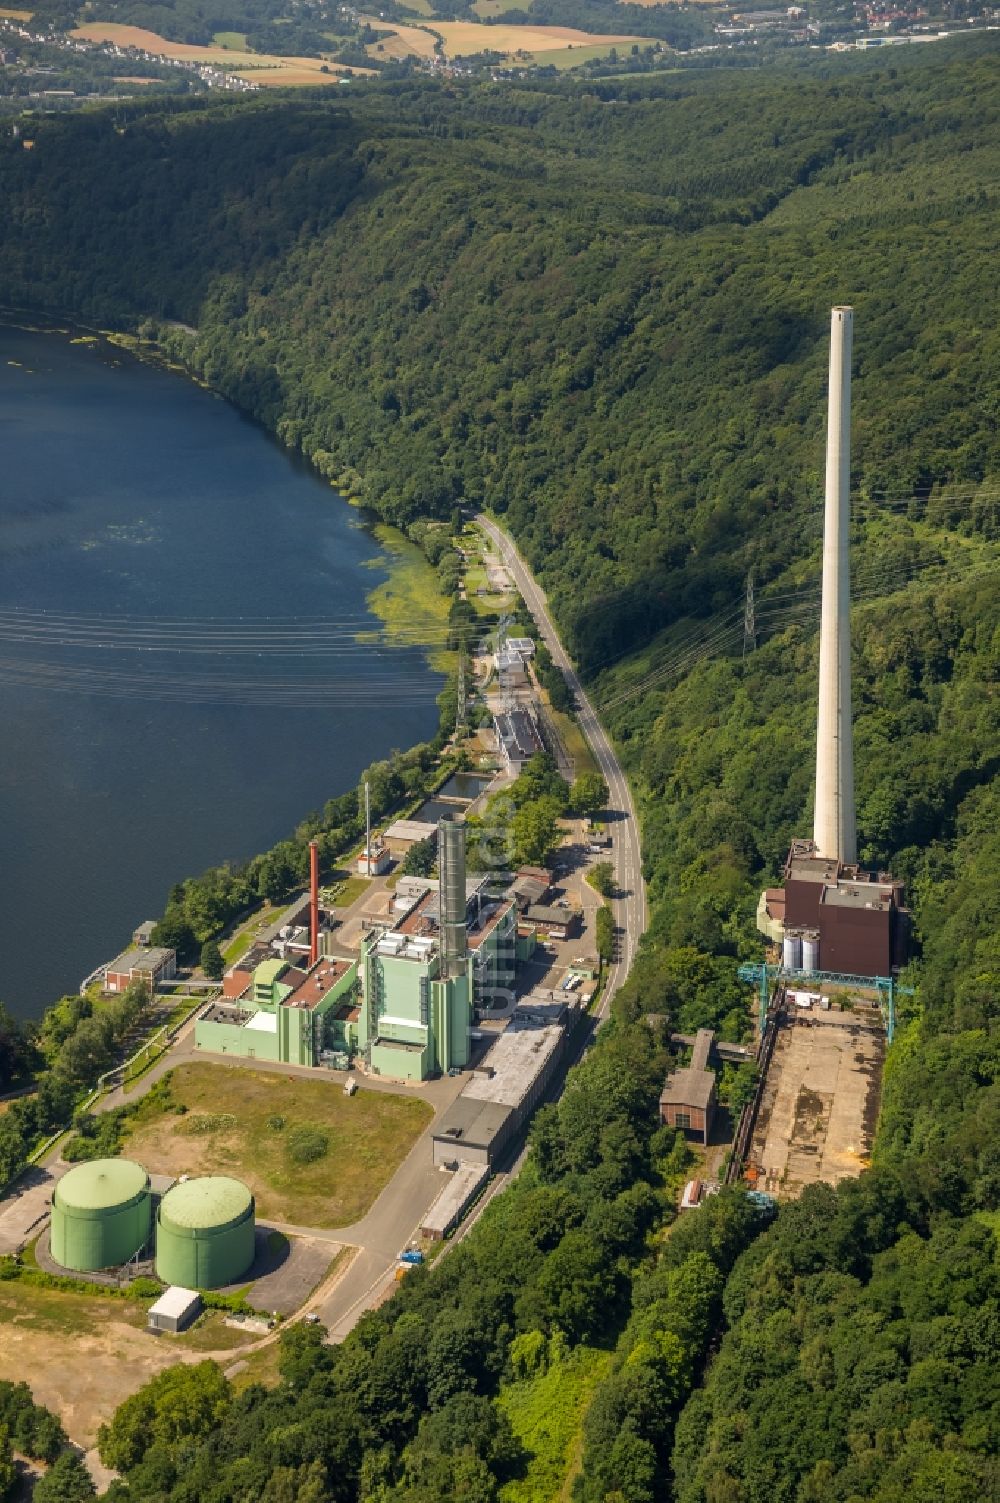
[
  {"xmin": 750, "ymin": 1008, "xmax": 884, "ymax": 1199},
  {"xmin": 361, "ymin": 889, "xmax": 395, "ymax": 918},
  {"xmin": 0, "ymin": 1291, "xmax": 177, "ymax": 1447}
]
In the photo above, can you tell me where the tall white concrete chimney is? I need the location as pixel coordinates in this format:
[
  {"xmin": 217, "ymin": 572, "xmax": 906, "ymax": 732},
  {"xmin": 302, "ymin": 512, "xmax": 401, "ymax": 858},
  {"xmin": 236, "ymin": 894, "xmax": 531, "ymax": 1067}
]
[{"xmin": 813, "ymin": 306, "xmax": 857, "ymax": 865}]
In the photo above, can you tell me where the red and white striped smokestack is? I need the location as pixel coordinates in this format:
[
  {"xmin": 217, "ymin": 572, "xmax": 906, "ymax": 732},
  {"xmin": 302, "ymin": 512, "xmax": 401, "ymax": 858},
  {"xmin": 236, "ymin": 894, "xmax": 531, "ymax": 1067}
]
[{"xmin": 309, "ymin": 840, "xmax": 320, "ymax": 966}]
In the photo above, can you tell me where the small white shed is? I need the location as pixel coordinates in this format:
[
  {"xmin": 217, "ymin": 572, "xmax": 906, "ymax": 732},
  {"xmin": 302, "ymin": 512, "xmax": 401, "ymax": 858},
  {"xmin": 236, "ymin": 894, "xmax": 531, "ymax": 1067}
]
[{"xmin": 148, "ymin": 1285, "xmax": 202, "ymax": 1334}]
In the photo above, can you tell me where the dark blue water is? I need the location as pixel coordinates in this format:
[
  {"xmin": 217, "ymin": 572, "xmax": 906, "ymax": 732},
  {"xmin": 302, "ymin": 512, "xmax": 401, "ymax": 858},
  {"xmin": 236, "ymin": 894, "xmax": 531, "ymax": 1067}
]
[{"xmin": 0, "ymin": 325, "xmax": 442, "ymax": 1018}]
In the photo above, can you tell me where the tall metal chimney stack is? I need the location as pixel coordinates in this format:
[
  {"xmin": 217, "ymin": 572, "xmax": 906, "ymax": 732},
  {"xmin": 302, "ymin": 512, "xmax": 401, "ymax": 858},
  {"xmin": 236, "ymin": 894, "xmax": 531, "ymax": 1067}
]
[
  {"xmin": 813, "ymin": 306, "xmax": 857, "ymax": 865},
  {"xmin": 439, "ymin": 819, "xmax": 468, "ymax": 980},
  {"xmin": 309, "ymin": 839, "xmax": 320, "ymax": 966}
]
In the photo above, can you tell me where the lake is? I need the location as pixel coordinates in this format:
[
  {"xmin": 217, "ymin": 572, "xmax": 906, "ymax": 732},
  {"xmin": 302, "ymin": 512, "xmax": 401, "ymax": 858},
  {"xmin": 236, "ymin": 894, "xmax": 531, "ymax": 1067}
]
[{"xmin": 0, "ymin": 324, "xmax": 443, "ymax": 1019}]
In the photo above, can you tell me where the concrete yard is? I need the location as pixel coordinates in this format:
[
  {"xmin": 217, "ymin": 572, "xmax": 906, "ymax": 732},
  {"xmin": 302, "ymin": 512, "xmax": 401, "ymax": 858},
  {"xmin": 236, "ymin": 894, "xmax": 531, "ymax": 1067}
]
[
  {"xmin": 750, "ymin": 1005, "xmax": 884, "ymax": 1198},
  {"xmin": 215, "ymin": 1228, "xmax": 338, "ymax": 1316},
  {"xmin": 0, "ymin": 1164, "xmax": 63, "ymax": 1256}
]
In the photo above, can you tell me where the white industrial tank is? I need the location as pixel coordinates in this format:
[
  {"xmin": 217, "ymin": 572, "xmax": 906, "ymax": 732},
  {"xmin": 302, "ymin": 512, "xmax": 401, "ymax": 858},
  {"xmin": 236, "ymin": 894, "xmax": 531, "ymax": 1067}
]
[{"xmin": 783, "ymin": 932, "xmax": 802, "ymax": 970}]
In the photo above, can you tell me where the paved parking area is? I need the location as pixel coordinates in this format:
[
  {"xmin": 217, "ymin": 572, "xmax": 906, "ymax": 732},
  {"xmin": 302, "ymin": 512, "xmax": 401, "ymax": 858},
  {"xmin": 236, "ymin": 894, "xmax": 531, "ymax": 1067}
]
[
  {"xmin": 751, "ymin": 1006, "xmax": 884, "ymax": 1198},
  {"xmin": 238, "ymin": 1229, "xmax": 337, "ymax": 1317},
  {"xmin": 0, "ymin": 1163, "xmax": 66, "ymax": 1255}
]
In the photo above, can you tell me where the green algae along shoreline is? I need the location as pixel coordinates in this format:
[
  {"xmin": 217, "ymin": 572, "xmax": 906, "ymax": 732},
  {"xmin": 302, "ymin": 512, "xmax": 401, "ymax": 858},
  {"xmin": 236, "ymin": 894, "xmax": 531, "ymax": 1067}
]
[{"xmin": 1, "ymin": 311, "xmax": 457, "ymax": 679}]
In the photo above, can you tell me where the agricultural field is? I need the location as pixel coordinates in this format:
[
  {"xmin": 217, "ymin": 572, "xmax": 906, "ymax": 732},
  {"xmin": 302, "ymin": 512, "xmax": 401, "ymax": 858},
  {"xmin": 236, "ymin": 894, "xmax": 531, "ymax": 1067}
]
[
  {"xmin": 364, "ymin": 15, "xmax": 652, "ymax": 64},
  {"xmin": 0, "ymin": 6, "xmax": 32, "ymax": 16},
  {"xmin": 364, "ymin": 17, "xmax": 439, "ymax": 61},
  {"xmin": 123, "ymin": 1061, "xmax": 433, "ymax": 1226},
  {"xmin": 526, "ymin": 41, "xmax": 635, "ymax": 68},
  {"xmin": 432, "ymin": 20, "xmax": 650, "ymax": 57},
  {"xmin": 71, "ymin": 23, "xmax": 373, "ymax": 83}
]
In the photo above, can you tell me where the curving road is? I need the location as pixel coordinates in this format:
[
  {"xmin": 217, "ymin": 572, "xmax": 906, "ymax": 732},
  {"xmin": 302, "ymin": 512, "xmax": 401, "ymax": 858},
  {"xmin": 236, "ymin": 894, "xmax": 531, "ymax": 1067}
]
[{"xmin": 476, "ymin": 513, "xmax": 648, "ymax": 1015}]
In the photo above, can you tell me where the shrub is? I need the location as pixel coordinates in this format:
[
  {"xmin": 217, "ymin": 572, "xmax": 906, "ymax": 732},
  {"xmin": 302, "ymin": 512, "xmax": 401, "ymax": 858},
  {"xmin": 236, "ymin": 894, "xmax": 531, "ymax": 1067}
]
[
  {"xmin": 286, "ymin": 1126, "xmax": 329, "ymax": 1165},
  {"xmin": 183, "ymin": 1113, "xmax": 236, "ymax": 1134}
]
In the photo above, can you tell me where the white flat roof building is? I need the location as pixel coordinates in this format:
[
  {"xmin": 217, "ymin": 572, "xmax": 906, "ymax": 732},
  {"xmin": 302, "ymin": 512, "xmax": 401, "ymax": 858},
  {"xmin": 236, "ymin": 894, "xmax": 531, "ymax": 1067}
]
[
  {"xmin": 463, "ymin": 1023, "xmax": 564, "ymax": 1108},
  {"xmin": 421, "ymin": 1163, "xmax": 490, "ymax": 1240},
  {"xmin": 383, "ymin": 819, "xmax": 438, "ymax": 849},
  {"xmin": 148, "ymin": 1285, "xmax": 202, "ymax": 1334}
]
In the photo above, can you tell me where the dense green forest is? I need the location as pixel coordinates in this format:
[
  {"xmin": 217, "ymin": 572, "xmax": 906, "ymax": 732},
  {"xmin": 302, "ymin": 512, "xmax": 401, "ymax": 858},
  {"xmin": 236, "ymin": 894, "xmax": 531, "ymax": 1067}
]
[{"xmin": 1, "ymin": 38, "xmax": 999, "ymax": 1501}]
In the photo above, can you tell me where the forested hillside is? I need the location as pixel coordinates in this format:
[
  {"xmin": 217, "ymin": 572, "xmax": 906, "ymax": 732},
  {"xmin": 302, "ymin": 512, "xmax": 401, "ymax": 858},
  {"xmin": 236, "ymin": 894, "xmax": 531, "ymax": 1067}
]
[{"xmin": 1, "ymin": 40, "xmax": 998, "ymax": 1501}]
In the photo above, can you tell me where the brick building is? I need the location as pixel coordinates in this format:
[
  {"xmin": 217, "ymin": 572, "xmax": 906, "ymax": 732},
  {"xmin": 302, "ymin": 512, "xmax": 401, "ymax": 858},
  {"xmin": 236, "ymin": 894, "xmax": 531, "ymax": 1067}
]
[{"xmin": 659, "ymin": 1029, "xmax": 717, "ymax": 1145}]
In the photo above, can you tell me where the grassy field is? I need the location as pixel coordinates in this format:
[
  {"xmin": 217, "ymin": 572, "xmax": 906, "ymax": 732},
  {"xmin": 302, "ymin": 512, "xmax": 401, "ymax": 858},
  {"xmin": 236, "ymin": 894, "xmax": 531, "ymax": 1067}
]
[
  {"xmin": 223, "ymin": 928, "xmax": 255, "ymax": 964},
  {"xmin": 227, "ymin": 1336, "xmax": 284, "ymax": 1393},
  {"xmin": 212, "ymin": 29, "xmax": 247, "ymax": 47},
  {"xmin": 72, "ymin": 24, "xmax": 373, "ymax": 83},
  {"xmin": 498, "ymin": 1342, "xmax": 613, "ymax": 1502},
  {"xmin": 527, "ymin": 41, "xmax": 639, "ymax": 68},
  {"xmin": 462, "ymin": 552, "xmax": 517, "ymax": 618},
  {"xmin": 545, "ymin": 703, "xmax": 598, "ymax": 778},
  {"xmin": 222, "ymin": 902, "xmax": 291, "ymax": 963},
  {"xmin": 472, "ymin": 0, "xmax": 525, "ymax": 14},
  {"xmin": 123, "ymin": 1061, "xmax": 432, "ymax": 1226},
  {"xmin": 327, "ymin": 874, "xmax": 370, "ymax": 907},
  {"xmin": 363, "ymin": 523, "xmax": 455, "ymax": 673}
]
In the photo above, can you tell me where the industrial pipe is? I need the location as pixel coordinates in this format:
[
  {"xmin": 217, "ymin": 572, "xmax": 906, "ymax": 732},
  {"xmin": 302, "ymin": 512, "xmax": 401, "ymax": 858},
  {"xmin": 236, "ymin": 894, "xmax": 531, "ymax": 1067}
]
[{"xmin": 309, "ymin": 839, "xmax": 320, "ymax": 966}]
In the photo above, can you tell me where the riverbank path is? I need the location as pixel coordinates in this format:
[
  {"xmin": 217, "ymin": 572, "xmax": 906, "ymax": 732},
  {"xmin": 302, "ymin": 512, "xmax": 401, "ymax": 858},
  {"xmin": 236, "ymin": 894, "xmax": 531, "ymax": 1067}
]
[{"xmin": 475, "ymin": 513, "xmax": 648, "ymax": 1016}]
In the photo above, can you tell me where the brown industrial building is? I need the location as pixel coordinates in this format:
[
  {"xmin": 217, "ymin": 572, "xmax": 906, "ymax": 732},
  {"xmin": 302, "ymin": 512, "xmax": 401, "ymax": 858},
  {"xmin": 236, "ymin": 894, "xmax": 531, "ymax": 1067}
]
[
  {"xmin": 774, "ymin": 839, "xmax": 908, "ymax": 977},
  {"xmin": 510, "ymin": 867, "xmax": 552, "ymax": 913},
  {"xmin": 659, "ymin": 1029, "xmax": 717, "ymax": 1145},
  {"xmin": 525, "ymin": 904, "xmax": 580, "ymax": 941}
]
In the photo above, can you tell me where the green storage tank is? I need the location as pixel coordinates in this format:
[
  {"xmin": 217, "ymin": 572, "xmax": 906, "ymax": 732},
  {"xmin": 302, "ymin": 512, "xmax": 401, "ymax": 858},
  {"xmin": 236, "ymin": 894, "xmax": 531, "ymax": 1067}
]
[
  {"xmin": 155, "ymin": 1176, "xmax": 255, "ymax": 1290},
  {"xmin": 51, "ymin": 1159, "xmax": 151, "ymax": 1272}
]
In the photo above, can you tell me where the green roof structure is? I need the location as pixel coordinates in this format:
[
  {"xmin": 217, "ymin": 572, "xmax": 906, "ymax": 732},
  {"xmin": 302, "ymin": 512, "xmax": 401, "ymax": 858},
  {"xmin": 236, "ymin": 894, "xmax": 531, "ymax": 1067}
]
[
  {"xmin": 254, "ymin": 957, "xmax": 287, "ymax": 988},
  {"xmin": 158, "ymin": 1175, "xmax": 252, "ymax": 1230},
  {"xmin": 55, "ymin": 1159, "xmax": 148, "ymax": 1211}
]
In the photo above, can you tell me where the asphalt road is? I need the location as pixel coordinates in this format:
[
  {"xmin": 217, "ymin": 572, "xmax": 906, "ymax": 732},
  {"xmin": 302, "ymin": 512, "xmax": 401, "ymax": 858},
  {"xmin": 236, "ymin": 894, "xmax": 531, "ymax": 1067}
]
[{"xmin": 476, "ymin": 513, "xmax": 648, "ymax": 1014}]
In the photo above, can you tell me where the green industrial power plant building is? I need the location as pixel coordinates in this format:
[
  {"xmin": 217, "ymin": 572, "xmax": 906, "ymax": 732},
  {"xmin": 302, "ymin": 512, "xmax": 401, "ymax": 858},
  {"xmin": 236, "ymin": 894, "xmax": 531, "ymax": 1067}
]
[
  {"xmin": 50, "ymin": 1159, "xmax": 151, "ymax": 1272},
  {"xmin": 154, "ymin": 1176, "xmax": 256, "ymax": 1289},
  {"xmin": 359, "ymin": 820, "xmax": 524, "ymax": 1082}
]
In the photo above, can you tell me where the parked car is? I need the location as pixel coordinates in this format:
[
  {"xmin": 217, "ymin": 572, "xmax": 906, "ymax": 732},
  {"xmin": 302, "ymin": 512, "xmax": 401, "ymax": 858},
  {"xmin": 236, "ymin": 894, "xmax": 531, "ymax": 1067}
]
[{"xmin": 399, "ymin": 1249, "xmax": 424, "ymax": 1266}]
